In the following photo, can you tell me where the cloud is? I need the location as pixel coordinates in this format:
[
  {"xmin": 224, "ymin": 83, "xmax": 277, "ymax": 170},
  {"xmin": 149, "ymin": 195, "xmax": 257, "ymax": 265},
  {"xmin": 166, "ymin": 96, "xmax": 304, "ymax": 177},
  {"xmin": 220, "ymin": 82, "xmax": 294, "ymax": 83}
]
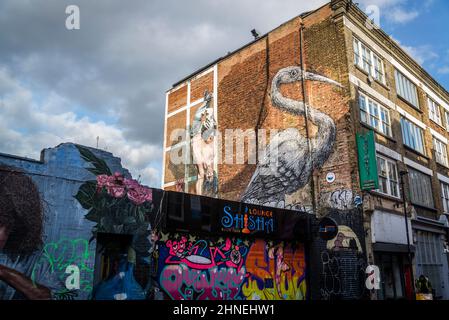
[
  {"xmin": 0, "ymin": 0, "xmax": 328, "ymax": 188},
  {"xmin": 390, "ymin": 37, "xmax": 439, "ymax": 66},
  {"xmin": 387, "ymin": 7, "xmax": 419, "ymax": 24},
  {"xmin": 438, "ymin": 66, "xmax": 449, "ymax": 75},
  {"xmin": 402, "ymin": 45, "xmax": 439, "ymax": 65},
  {"xmin": 357, "ymin": 0, "xmax": 422, "ymax": 25},
  {"xmin": 0, "ymin": 68, "xmax": 162, "ymax": 187}
]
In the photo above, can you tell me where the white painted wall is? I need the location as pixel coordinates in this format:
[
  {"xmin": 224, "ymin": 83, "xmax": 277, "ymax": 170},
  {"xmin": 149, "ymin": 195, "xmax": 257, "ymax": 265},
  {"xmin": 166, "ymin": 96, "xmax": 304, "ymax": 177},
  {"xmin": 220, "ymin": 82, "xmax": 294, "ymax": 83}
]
[{"xmin": 371, "ymin": 210, "xmax": 413, "ymax": 245}]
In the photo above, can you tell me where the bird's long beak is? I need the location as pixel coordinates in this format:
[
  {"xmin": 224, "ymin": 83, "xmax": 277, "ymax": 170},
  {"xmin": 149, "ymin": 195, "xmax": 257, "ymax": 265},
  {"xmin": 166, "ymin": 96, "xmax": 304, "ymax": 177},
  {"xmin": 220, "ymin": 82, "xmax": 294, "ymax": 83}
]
[{"xmin": 304, "ymin": 72, "xmax": 343, "ymax": 88}]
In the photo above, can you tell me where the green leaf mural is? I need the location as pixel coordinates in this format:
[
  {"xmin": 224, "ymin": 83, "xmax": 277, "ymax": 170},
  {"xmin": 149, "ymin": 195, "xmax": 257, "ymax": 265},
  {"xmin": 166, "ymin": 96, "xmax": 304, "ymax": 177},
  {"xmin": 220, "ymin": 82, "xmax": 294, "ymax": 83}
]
[
  {"xmin": 74, "ymin": 146, "xmax": 154, "ymax": 260},
  {"xmin": 75, "ymin": 145, "xmax": 112, "ymax": 176}
]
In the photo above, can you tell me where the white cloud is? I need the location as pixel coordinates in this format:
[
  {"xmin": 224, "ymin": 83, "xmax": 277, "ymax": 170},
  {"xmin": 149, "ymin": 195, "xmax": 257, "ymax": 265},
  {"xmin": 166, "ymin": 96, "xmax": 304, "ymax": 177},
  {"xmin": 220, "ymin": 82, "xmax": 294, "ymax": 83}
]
[
  {"xmin": 0, "ymin": 68, "xmax": 162, "ymax": 187},
  {"xmin": 387, "ymin": 7, "xmax": 419, "ymax": 24},
  {"xmin": 438, "ymin": 66, "xmax": 449, "ymax": 75},
  {"xmin": 0, "ymin": 0, "xmax": 331, "ymax": 190},
  {"xmin": 402, "ymin": 45, "xmax": 439, "ymax": 65},
  {"xmin": 358, "ymin": 0, "xmax": 421, "ymax": 25}
]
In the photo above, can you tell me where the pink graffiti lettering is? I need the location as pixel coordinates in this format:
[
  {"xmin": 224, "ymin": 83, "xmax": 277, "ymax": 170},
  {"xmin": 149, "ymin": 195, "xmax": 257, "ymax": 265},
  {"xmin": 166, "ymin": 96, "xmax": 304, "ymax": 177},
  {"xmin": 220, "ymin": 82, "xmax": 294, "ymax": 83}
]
[{"xmin": 160, "ymin": 264, "xmax": 246, "ymax": 300}]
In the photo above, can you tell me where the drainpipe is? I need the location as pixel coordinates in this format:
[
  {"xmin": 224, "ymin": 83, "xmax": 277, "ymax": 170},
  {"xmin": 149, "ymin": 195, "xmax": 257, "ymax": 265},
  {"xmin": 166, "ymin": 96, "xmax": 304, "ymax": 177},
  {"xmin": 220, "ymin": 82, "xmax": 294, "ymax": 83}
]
[
  {"xmin": 399, "ymin": 170, "xmax": 416, "ymax": 300},
  {"xmin": 299, "ymin": 20, "xmax": 317, "ymax": 213}
]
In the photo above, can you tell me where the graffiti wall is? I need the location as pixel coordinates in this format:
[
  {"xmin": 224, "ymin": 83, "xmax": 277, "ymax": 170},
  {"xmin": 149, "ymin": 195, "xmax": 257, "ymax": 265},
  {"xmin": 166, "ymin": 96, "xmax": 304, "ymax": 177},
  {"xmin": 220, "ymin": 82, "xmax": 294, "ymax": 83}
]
[
  {"xmin": 151, "ymin": 232, "xmax": 306, "ymax": 300},
  {"xmin": 0, "ymin": 143, "xmax": 156, "ymax": 300},
  {"xmin": 310, "ymin": 208, "xmax": 368, "ymax": 300}
]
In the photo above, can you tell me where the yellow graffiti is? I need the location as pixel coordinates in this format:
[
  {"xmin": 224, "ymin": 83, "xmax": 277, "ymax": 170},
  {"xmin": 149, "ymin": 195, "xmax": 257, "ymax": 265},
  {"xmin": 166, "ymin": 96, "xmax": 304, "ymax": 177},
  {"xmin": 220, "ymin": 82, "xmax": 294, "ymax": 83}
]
[
  {"xmin": 241, "ymin": 239, "xmax": 307, "ymax": 300},
  {"xmin": 242, "ymin": 276, "xmax": 306, "ymax": 300}
]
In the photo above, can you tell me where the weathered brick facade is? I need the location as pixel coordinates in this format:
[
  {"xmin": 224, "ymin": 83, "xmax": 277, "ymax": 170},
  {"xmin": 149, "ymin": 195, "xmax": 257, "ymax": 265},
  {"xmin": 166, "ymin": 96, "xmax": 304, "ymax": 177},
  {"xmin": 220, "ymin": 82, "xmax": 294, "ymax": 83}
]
[{"xmin": 163, "ymin": 0, "xmax": 449, "ymax": 300}]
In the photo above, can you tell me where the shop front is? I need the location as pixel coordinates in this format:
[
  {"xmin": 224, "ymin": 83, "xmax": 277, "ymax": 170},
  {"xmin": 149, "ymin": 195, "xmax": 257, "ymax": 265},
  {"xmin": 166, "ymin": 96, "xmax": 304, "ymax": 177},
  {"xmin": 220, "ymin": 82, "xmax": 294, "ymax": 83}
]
[
  {"xmin": 371, "ymin": 210, "xmax": 415, "ymax": 300},
  {"xmin": 148, "ymin": 191, "xmax": 312, "ymax": 300}
]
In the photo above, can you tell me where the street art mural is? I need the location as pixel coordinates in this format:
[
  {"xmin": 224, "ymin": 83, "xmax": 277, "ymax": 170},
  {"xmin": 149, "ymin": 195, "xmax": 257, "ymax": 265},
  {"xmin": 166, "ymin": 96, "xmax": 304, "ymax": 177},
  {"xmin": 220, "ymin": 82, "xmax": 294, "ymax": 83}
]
[
  {"xmin": 241, "ymin": 66, "xmax": 342, "ymax": 208},
  {"xmin": 74, "ymin": 146, "xmax": 156, "ymax": 300},
  {"xmin": 0, "ymin": 166, "xmax": 63, "ymax": 300},
  {"xmin": 0, "ymin": 144, "xmax": 156, "ymax": 300},
  {"xmin": 151, "ymin": 232, "xmax": 306, "ymax": 300},
  {"xmin": 311, "ymin": 209, "xmax": 368, "ymax": 300},
  {"xmin": 190, "ymin": 91, "xmax": 218, "ymax": 197}
]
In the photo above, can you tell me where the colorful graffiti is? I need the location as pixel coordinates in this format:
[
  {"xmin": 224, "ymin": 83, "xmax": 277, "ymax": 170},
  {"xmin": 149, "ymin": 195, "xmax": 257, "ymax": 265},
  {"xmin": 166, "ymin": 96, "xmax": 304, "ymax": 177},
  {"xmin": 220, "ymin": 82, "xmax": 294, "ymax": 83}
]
[
  {"xmin": 31, "ymin": 239, "xmax": 95, "ymax": 299},
  {"xmin": 242, "ymin": 240, "xmax": 306, "ymax": 300},
  {"xmin": 153, "ymin": 233, "xmax": 306, "ymax": 300}
]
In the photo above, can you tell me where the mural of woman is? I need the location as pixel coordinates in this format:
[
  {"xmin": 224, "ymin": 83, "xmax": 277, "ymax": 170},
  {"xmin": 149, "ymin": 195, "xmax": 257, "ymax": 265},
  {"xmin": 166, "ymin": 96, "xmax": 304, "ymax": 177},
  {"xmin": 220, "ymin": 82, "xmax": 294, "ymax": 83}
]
[
  {"xmin": 0, "ymin": 165, "xmax": 63, "ymax": 300},
  {"xmin": 190, "ymin": 90, "xmax": 218, "ymax": 196}
]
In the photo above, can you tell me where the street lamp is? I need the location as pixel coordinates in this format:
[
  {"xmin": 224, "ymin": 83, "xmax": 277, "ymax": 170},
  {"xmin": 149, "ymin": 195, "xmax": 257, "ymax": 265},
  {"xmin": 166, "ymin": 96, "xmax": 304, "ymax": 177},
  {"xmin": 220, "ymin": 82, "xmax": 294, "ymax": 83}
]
[{"xmin": 399, "ymin": 170, "xmax": 416, "ymax": 300}]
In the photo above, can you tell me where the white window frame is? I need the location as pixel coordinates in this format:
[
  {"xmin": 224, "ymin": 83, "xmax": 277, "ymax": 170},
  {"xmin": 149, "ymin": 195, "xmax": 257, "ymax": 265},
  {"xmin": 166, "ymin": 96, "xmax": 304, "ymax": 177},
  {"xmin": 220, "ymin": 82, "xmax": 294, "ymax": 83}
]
[
  {"xmin": 353, "ymin": 37, "xmax": 386, "ymax": 84},
  {"xmin": 445, "ymin": 110, "xmax": 449, "ymax": 132},
  {"xmin": 400, "ymin": 117, "xmax": 426, "ymax": 155},
  {"xmin": 441, "ymin": 181, "xmax": 449, "ymax": 214},
  {"xmin": 359, "ymin": 92, "xmax": 392, "ymax": 137},
  {"xmin": 408, "ymin": 167, "xmax": 435, "ymax": 208},
  {"xmin": 395, "ymin": 69, "xmax": 419, "ymax": 108},
  {"xmin": 376, "ymin": 155, "xmax": 400, "ymax": 198},
  {"xmin": 428, "ymin": 97, "xmax": 442, "ymax": 126},
  {"xmin": 433, "ymin": 136, "xmax": 448, "ymax": 167}
]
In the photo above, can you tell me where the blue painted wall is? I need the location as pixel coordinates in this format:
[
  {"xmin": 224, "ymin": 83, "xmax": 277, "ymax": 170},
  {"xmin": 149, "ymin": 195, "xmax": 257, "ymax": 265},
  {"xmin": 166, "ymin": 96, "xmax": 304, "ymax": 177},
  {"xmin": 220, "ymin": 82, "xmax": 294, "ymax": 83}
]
[{"xmin": 0, "ymin": 143, "xmax": 131, "ymax": 299}]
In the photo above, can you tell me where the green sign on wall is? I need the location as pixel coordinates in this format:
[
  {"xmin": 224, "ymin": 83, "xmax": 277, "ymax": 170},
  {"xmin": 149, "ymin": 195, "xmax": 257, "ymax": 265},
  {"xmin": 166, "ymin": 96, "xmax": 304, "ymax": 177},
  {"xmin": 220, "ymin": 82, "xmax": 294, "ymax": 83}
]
[{"xmin": 357, "ymin": 130, "xmax": 379, "ymax": 191}]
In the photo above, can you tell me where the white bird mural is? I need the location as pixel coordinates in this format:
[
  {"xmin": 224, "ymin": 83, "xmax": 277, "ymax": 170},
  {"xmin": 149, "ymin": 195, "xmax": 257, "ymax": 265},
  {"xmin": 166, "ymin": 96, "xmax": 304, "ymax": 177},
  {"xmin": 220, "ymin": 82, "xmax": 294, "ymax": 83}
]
[{"xmin": 241, "ymin": 66, "xmax": 342, "ymax": 208}]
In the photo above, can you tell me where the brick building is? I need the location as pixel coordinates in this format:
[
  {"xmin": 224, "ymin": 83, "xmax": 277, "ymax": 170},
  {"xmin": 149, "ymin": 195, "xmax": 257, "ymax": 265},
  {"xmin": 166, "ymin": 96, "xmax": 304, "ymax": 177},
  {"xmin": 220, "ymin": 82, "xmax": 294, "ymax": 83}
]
[{"xmin": 162, "ymin": 0, "xmax": 449, "ymax": 300}]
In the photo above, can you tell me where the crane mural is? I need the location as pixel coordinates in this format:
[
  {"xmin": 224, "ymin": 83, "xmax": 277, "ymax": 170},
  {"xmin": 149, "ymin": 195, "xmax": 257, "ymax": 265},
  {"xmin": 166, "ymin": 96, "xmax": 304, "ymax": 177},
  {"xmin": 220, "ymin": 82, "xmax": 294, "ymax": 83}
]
[{"xmin": 241, "ymin": 66, "xmax": 342, "ymax": 208}]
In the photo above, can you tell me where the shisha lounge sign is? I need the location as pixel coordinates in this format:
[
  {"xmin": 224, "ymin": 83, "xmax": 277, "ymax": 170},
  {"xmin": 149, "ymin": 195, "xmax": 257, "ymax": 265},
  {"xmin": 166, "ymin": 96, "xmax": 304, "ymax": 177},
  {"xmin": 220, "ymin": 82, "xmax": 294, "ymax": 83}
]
[{"xmin": 220, "ymin": 204, "xmax": 275, "ymax": 236}]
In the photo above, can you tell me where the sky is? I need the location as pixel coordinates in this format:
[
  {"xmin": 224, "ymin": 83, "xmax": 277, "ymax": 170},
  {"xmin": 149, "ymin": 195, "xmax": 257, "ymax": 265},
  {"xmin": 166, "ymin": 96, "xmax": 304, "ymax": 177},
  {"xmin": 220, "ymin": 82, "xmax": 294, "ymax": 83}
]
[{"xmin": 0, "ymin": 0, "xmax": 448, "ymax": 188}]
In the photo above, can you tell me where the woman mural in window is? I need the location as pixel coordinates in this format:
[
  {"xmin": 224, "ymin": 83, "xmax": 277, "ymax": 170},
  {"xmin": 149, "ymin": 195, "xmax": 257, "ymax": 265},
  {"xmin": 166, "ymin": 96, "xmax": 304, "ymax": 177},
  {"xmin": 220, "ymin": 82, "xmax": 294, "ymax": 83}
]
[{"xmin": 0, "ymin": 166, "xmax": 62, "ymax": 300}]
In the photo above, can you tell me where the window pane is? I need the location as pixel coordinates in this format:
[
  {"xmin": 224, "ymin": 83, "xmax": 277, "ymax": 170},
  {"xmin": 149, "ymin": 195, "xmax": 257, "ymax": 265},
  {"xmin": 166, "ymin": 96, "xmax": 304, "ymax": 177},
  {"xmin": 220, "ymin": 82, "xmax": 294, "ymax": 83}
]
[
  {"xmin": 396, "ymin": 70, "xmax": 419, "ymax": 108},
  {"xmin": 408, "ymin": 167, "xmax": 434, "ymax": 208}
]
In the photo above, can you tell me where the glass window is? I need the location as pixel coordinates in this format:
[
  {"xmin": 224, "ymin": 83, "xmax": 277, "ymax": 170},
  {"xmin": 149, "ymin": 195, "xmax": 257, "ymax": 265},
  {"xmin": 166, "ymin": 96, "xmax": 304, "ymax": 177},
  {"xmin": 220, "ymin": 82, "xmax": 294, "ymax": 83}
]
[
  {"xmin": 408, "ymin": 167, "xmax": 434, "ymax": 208},
  {"xmin": 353, "ymin": 37, "xmax": 385, "ymax": 84},
  {"xmin": 400, "ymin": 117, "xmax": 425, "ymax": 154},
  {"xmin": 376, "ymin": 155, "xmax": 400, "ymax": 198},
  {"xmin": 444, "ymin": 111, "xmax": 449, "ymax": 131},
  {"xmin": 359, "ymin": 93, "xmax": 392, "ymax": 136},
  {"xmin": 428, "ymin": 97, "xmax": 441, "ymax": 125},
  {"xmin": 395, "ymin": 69, "xmax": 419, "ymax": 108},
  {"xmin": 373, "ymin": 55, "xmax": 385, "ymax": 83},
  {"xmin": 433, "ymin": 137, "xmax": 448, "ymax": 167},
  {"xmin": 353, "ymin": 38, "xmax": 361, "ymax": 67},
  {"xmin": 415, "ymin": 231, "xmax": 444, "ymax": 298},
  {"xmin": 441, "ymin": 182, "xmax": 449, "ymax": 214}
]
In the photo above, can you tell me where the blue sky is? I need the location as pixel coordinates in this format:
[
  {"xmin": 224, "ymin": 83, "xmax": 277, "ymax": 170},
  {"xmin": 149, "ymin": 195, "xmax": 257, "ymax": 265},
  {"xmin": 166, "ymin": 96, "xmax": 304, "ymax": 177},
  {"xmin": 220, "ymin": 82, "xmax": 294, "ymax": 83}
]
[
  {"xmin": 359, "ymin": 0, "xmax": 449, "ymax": 90},
  {"xmin": 0, "ymin": 0, "xmax": 448, "ymax": 188}
]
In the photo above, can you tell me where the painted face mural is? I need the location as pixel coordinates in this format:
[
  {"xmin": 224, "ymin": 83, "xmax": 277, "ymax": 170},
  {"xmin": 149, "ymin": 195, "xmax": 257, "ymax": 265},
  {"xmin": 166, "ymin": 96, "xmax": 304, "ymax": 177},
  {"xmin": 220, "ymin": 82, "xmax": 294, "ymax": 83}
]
[
  {"xmin": 152, "ymin": 233, "xmax": 306, "ymax": 300},
  {"xmin": 0, "ymin": 166, "xmax": 64, "ymax": 300}
]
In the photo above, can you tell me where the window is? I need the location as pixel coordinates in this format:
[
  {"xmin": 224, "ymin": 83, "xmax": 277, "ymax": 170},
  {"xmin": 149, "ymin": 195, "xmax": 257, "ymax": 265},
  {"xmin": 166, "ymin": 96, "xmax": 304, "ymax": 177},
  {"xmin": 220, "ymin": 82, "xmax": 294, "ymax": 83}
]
[
  {"xmin": 433, "ymin": 137, "xmax": 448, "ymax": 167},
  {"xmin": 441, "ymin": 182, "xmax": 449, "ymax": 214},
  {"xmin": 395, "ymin": 69, "xmax": 419, "ymax": 108},
  {"xmin": 353, "ymin": 38, "xmax": 385, "ymax": 83},
  {"xmin": 373, "ymin": 55, "xmax": 385, "ymax": 84},
  {"xmin": 408, "ymin": 167, "xmax": 434, "ymax": 208},
  {"xmin": 428, "ymin": 97, "xmax": 441, "ymax": 125},
  {"xmin": 400, "ymin": 117, "xmax": 425, "ymax": 154},
  {"xmin": 415, "ymin": 231, "xmax": 444, "ymax": 298},
  {"xmin": 359, "ymin": 93, "xmax": 392, "ymax": 136},
  {"xmin": 376, "ymin": 155, "xmax": 400, "ymax": 198},
  {"xmin": 445, "ymin": 111, "xmax": 449, "ymax": 131}
]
